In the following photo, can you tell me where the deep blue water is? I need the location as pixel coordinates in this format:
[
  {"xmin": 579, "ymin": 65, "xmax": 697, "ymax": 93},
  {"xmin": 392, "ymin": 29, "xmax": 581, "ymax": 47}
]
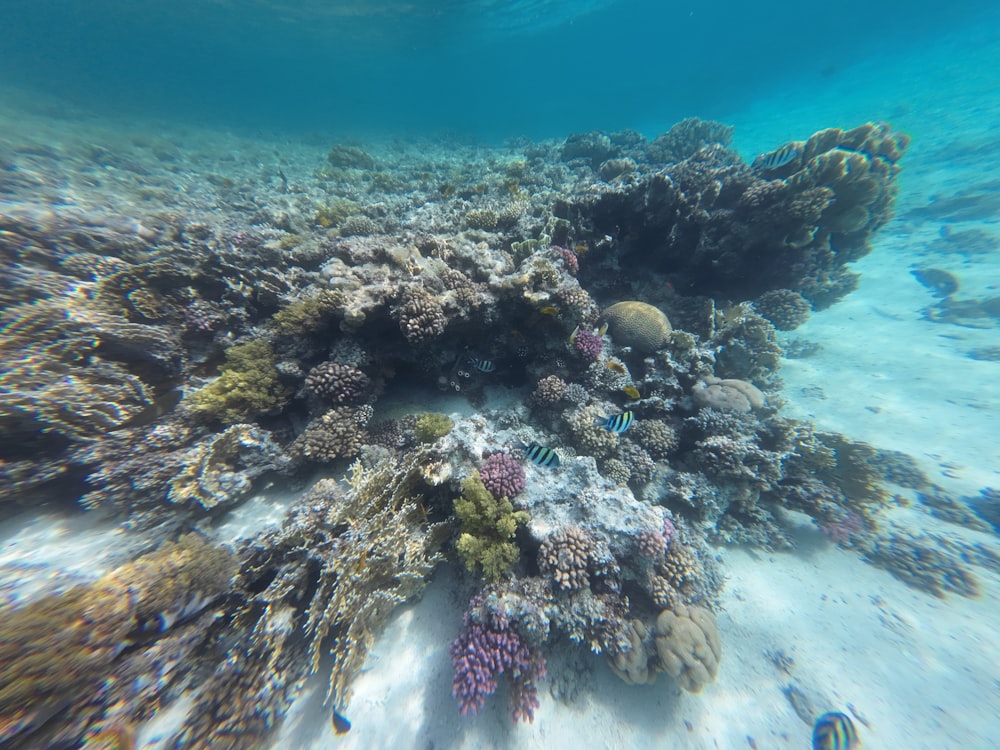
[{"xmin": 0, "ymin": 0, "xmax": 996, "ymax": 139}]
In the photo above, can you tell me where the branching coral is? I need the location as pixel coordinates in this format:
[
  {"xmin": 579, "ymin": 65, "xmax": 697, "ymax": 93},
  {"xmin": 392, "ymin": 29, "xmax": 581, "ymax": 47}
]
[
  {"xmin": 304, "ymin": 361, "xmax": 370, "ymax": 403},
  {"xmin": 188, "ymin": 339, "xmax": 289, "ymax": 423},
  {"xmin": 413, "ymin": 411, "xmax": 455, "ymax": 443},
  {"xmin": 289, "ymin": 405, "xmax": 372, "ymax": 462},
  {"xmin": 0, "ymin": 534, "xmax": 235, "ymax": 747},
  {"xmin": 398, "ymin": 287, "xmax": 447, "ymax": 344},
  {"xmin": 454, "ymin": 475, "xmax": 530, "ymax": 580}
]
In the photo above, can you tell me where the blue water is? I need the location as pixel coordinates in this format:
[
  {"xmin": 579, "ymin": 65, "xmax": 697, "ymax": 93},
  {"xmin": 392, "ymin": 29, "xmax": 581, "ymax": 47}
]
[{"xmin": 1, "ymin": 0, "xmax": 996, "ymax": 138}]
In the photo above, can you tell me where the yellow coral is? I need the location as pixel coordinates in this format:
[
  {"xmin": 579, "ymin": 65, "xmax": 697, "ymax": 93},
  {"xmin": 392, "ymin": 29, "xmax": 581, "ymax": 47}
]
[{"xmin": 599, "ymin": 301, "xmax": 673, "ymax": 353}]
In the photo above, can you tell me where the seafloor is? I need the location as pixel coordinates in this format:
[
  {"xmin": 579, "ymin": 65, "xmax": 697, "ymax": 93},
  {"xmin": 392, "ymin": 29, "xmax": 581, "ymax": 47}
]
[{"xmin": 1, "ymin": 23, "xmax": 999, "ymax": 750}]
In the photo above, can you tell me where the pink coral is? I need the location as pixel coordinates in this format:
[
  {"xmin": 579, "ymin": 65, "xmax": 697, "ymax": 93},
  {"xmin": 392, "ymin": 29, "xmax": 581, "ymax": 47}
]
[
  {"xmin": 573, "ymin": 329, "xmax": 603, "ymax": 362},
  {"xmin": 479, "ymin": 453, "xmax": 526, "ymax": 499},
  {"xmin": 553, "ymin": 245, "xmax": 579, "ymax": 275}
]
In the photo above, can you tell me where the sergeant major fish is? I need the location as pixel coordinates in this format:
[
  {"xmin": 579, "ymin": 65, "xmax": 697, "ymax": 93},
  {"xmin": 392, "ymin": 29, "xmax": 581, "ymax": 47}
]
[
  {"xmin": 468, "ymin": 358, "xmax": 496, "ymax": 373},
  {"xmin": 753, "ymin": 142, "xmax": 801, "ymax": 171},
  {"xmin": 594, "ymin": 410, "xmax": 634, "ymax": 433},
  {"xmin": 521, "ymin": 442, "xmax": 560, "ymax": 467},
  {"xmin": 812, "ymin": 711, "xmax": 859, "ymax": 750}
]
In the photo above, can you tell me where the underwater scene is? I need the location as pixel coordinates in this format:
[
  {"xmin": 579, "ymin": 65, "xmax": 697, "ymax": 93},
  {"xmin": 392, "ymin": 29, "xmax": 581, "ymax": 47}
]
[{"xmin": 1, "ymin": 1, "xmax": 998, "ymax": 749}]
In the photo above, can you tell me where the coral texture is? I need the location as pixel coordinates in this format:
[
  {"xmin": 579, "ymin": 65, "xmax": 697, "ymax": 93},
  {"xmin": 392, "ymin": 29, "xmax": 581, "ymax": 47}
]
[
  {"xmin": 479, "ymin": 453, "xmax": 527, "ymax": 499},
  {"xmin": 304, "ymin": 361, "xmax": 370, "ymax": 402},
  {"xmin": 573, "ymin": 328, "xmax": 603, "ymax": 362},
  {"xmin": 454, "ymin": 475, "xmax": 530, "ymax": 580},
  {"xmin": 599, "ymin": 301, "xmax": 673, "ymax": 353},
  {"xmin": 753, "ymin": 289, "xmax": 811, "ymax": 331},
  {"xmin": 450, "ymin": 599, "xmax": 546, "ymax": 722},
  {"xmin": 398, "ymin": 287, "xmax": 447, "ymax": 344}
]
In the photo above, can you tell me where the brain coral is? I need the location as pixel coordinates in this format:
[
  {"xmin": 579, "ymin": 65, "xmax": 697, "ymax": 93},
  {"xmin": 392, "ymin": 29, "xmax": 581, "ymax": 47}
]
[
  {"xmin": 653, "ymin": 604, "xmax": 722, "ymax": 693},
  {"xmin": 599, "ymin": 301, "xmax": 672, "ymax": 353}
]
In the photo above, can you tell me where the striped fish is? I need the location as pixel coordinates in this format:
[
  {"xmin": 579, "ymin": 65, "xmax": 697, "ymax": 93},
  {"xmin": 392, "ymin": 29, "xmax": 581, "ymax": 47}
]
[
  {"xmin": 812, "ymin": 712, "xmax": 859, "ymax": 750},
  {"xmin": 594, "ymin": 410, "xmax": 634, "ymax": 433},
  {"xmin": 468, "ymin": 358, "xmax": 496, "ymax": 373},
  {"xmin": 521, "ymin": 442, "xmax": 560, "ymax": 468},
  {"xmin": 753, "ymin": 142, "xmax": 801, "ymax": 171}
]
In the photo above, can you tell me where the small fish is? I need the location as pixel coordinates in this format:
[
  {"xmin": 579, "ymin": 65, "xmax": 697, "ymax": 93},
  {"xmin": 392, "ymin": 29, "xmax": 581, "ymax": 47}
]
[
  {"xmin": 594, "ymin": 410, "xmax": 634, "ymax": 433},
  {"xmin": 539, "ymin": 306, "xmax": 560, "ymax": 316},
  {"xmin": 812, "ymin": 711, "xmax": 859, "ymax": 750},
  {"xmin": 597, "ymin": 321, "xmax": 609, "ymax": 336},
  {"xmin": 911, "ymin": 267, "xmax": 959, "ymax": 298},
  {"xmin": 521, "ymin": 442, "xmax": 560, "ymax": 467},
  {"xmin": 622, "ymin": 385, "xmax": 641, "ymax": 400},
  {"xmin": 468, "ymin": 358, "xmax": 496, "ymax": 373},
  {"xmin": 754, "ymin": 142, "xmax": 801, "ymax": 171},
  {"xmin": 574, "ymin": 243, "xmax": 588, "ymax": 254},
  {"xmin": 332, "ymin": 710, "xmax": 352, "ymax": 735},
  {"xmin": 605, "ymin": 361, "xmax": 627, "ymax": 375}
]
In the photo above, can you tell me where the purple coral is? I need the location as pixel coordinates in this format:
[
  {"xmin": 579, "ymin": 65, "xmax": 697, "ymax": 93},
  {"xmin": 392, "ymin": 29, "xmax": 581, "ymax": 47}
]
[
  {"xmin": 553, "ymin": 245, "xmax": 579, "ymax": 275},
  {"xmin": 479, "ymin": 453, "xmax": 526, "ymax": 499},
  {"xmin": 450, "ymin": 601, "xmax": 546, "ymax": 722},
  {"xmin": 573, "ymin": 328, "xmax": 603, "ymax": 362}
]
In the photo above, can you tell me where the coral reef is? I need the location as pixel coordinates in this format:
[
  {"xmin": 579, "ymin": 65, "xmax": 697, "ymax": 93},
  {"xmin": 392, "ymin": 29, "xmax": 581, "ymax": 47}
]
[
  {"xmin": 479, "ymin": 452, "xmax": 527, "ymax": 499},
  {"xmin": 599, "ymin": 301, "xmax": 672, "ymax": 353},
  {"xmin": 398, "ymin": 287, "xmax": 447, "ymax": 344},
  {"xmin": 304, "ymin": 361, "xmax": 370, "ymax": 403},
  {"xmin": 454, "ymin": 475, "xmax": 530, "ymax": 580},
  {"xmin": 0, "ymin": 534, "xmax": 235, "ymax": 747},
  {"xmin": 753, "ymin": 289, "xmax": 812, "ymax": 331},
  {"xmin": 608, "ymin": 604, "xmax": 721, "ymax": 693},
  {"xmin": 451, "ymin": 597, "xmax": 547, "ymax": 723},
  {"xmin": 692, "ymin": 375, "xmax": 766, "ymax": 413},
  {"xmin": 188, "ymin": 339, "xmax": 289, "ymax": 423},
  {"xmin": 414, "ymin": 411, "xmax": 455, "ymax": 443},
  {"xmin": 289, "ymin": 405, "xmax": 373, "ymax": 462}
]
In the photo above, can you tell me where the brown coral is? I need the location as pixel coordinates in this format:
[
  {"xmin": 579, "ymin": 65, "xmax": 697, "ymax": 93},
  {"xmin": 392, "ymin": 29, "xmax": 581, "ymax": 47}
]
[
  {"xmin": 630, "ymin": 419, "xmax": 679, "ymax": 459},
  {"xmin": 538, "ymin": 527, "xmax": 619, "ymax": 593},
  {"xmin": 753, "ymin": 289, "xmax": 811, "ymax": 331},
  {"xmin": 532, "ymin": 375, "xmax": 568, "ymax": 405},
  {"xmin": 692, "ymin": 376, "xmax": 765, "ymax": 413},
  {"xmin": 290, "ymin": 406, "xmax": 372, "ymax": 462},
  {"xmin": 398, "ymin": 287, "xmax": 447, "ymax": 344},
  {"xmin": 304, "ymin": 361, "xmax": 370, "ymax": 403},
  {"xmin": 599, "ymin": 301, "xmax": 672, "ymax": 353},
  {"xmin": 652, "ymin": 604, "xmax": 722, "ymax": 693}
]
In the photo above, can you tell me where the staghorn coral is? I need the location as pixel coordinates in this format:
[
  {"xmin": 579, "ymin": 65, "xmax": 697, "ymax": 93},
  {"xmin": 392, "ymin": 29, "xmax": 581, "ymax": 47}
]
[
  {"xmin": 454, "ymin": 475, "xmax": 530, "ymax": 581},
  {"xmin": 167, "ymin": 424, "xmax": 289, "ymax": 510},
  {"xmin": 398, "ymin": 287, "xmax": 447, "ymax": 344},
  {"xmin": 0, "ymin": 534, "xmax": 235, "ymax": 747},
  {"xmin": 304, "ymin": 361, "xmax": 370, "ymax": 403},
  {"xmin": 188, "ymin": 339, "xmax": 289, "ymax": 423},
  {"xmin": 753, "ymin": 289, "xmax": 811, "ymax": 331},
  {"xmin": 600, "ymin": 301, "xmax": 673, "ymax": 353},
  {"xmin": 479, "ymin": 452, "xmax": 527, "ymax": 499},
  {"xmin": 289, "ymin": 405, "xmax": 372, "ymax": 462}
]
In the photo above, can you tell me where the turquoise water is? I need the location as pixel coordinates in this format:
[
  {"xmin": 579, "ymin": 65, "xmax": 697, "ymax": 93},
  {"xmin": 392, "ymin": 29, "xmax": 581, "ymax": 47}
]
[
  {"xmin": 1, "ymin": 2, "xmax": 998, "ymax": 749},
  {"xmin": 1, "ymin": 1, "xmax": 996, "ymax": 137}
]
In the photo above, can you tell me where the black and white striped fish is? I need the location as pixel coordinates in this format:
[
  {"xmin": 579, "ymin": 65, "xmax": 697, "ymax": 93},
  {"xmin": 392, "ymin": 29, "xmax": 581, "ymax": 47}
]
[
  {"xmin": 468, "ymin": 358, "xmax": 496, "ymax": 373},
  {"xmin": 521, "ymin": 442, "xmax": 560, "ymax": 467},
  {"xmin": 753, "ymin": 142, "xmax": 801, "ymax": 171},
  {"xmin": 812, "ymin": 711, "xmax": 859, "ymax": 750},
  {"xmin": 594, "ymin": 410, "xmax": 634, "ymax": 433}
]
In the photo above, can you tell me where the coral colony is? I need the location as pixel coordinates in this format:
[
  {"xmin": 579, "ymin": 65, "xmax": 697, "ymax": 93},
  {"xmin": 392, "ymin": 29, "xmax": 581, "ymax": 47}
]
[{"xmin": 2, "ymin": 117, "xmax": 993, "ymax": 745}]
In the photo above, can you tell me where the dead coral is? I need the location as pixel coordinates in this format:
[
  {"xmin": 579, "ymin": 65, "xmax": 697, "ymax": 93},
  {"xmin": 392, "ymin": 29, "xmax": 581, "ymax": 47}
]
[{"xmin": 167, "ymin": 424, "xmax": 290, "ymax": 510}]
